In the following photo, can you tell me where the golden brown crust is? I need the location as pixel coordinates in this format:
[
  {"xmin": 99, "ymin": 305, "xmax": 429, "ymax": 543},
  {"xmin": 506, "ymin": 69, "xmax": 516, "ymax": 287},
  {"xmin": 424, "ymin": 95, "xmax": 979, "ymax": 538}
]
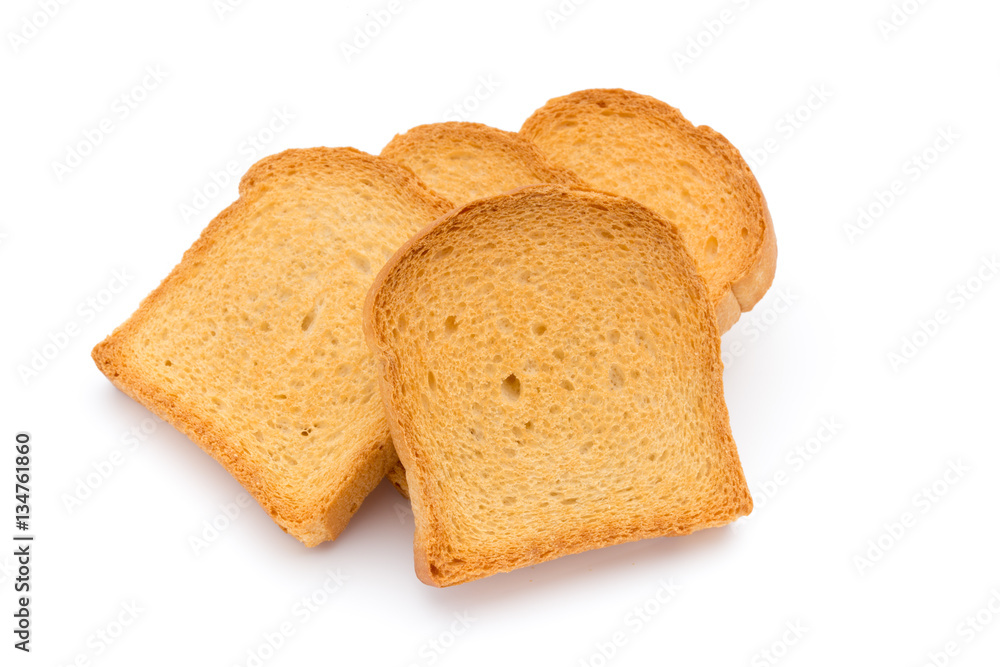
[
  {"xmin": 519, "ymin": 89, "xmax": 777, "ymax": 333},
  {"xmin": 381, "ymin": 121, "xmax": 588, "ymax": 202},
  {"xmin": 364, "ymin": 185, "xmax": 752, "ymax": 586},
  {"xmin": 92, "ymin": 147, "xmax": 452, "ymax": 546}
]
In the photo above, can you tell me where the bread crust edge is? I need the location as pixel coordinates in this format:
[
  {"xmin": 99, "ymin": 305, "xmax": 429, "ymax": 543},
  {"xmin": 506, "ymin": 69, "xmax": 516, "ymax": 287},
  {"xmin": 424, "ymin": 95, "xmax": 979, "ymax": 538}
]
[
  {"xmin": 363, "ymin": 185, "xmax": 753, "ymax": 586},
  {"xmin": 91, "ymin": 147, "xmax": 449, "ymax": 546}
]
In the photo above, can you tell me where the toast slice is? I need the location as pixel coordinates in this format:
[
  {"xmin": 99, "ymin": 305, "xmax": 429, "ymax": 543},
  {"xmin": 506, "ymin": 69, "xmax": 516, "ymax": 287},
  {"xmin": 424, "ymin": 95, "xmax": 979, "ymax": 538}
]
[
  {"xmin": 381, "ymin": 121, "xmax": 588, "ymax": 498},
  {"xmin": 364, "ymin": 185, "xmax": 753, "ymax": 586},
  {"xmin": 520, "ymin": 88, "xmax": 777, "ymax": 332},
  {"xmin": 92, "ymin": 147, "xmax": 453, "ymax": 546},
  {"xmin": 381, "ymin": 122, "xmax": 587, "ymax": 204}
]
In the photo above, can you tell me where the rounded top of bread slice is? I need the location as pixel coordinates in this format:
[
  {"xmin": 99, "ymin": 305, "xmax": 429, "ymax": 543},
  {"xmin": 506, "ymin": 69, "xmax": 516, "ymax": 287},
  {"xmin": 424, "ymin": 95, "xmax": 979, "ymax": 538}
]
[
  {"xmin": 364, "ymin": 185, "xmax": 752, "ymax": 586},
  {"xmin": 520, "ymin": 88, "xmax": 776, "ymax": 330},
  {"xmin": 381, "ymin": 121, "xmax": 587, "ymax": 203}
]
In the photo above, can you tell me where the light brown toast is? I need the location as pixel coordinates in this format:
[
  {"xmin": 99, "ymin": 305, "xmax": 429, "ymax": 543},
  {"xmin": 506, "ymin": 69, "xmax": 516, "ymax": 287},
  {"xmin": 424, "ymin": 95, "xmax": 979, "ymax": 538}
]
[
  {"xmin": 364, "ymin": 185, "xmax": 753, "ymax": 586},
  {"xmin": 92, "ymin": 147, "xmax": 453, "ymax": 546},
  {"xmin": 520, "ymin": 89, "xmax": 777, "ymax": 332},
  {"xmin": 381, "ymin": 121, "xmax": 587, "ymax": 203},
  {"xmin": 381, "ymin": 121, "xmax": 589, "ymax": 498}
]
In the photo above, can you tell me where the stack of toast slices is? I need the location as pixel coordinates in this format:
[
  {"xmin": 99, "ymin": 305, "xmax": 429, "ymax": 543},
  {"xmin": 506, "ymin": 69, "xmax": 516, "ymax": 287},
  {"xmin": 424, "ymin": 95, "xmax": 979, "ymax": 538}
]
[{"xmin": 93, "ymin": 88, "xmax": 776, "ymax": 586}]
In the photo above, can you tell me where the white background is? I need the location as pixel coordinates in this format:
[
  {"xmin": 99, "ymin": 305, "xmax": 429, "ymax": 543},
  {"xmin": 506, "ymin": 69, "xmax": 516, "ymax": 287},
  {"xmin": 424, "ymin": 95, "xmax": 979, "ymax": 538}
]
[{"xmin": 3, "ymin": 0, "xmax": 999, "ymax": 665}]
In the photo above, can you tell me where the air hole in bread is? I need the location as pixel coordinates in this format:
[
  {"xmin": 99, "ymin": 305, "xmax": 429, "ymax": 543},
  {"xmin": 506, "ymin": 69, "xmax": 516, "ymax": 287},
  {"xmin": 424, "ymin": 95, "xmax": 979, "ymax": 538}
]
[
  {"xmin": 552, "ymin": 348, "xmax": 565, "ymax": 361},
  {"xmin": 609, "ymin": 364, "xmax": 625, "ymax": 389},
  {"xmin": 561, "ymin": 380, "xmax": 575, "ymax": 391},
  {"xmin": 532, "ymin": 323, "xmax": 547, "ymax": 335},
  {"xmin": 444, "ymin": 316, "xmax": 459, "ymax": 334},
  {"xmin": 164, "ymin": 359, "xmax": 172, "ymax": 366},
  {"xmin": 348, "ymin": 251, "xmax": 371, "ymax": 274},
  {"xmin": 301, "ymin": 304, "xmax": 321, "ymax": 332},
  {"xmin": 501, "ymin": 374, "xmax": 521, "ymax": 402},
  {"xmin": 427, "ymin": 371, "xmax": 436, "ymax": 391},
  {"xmin": 704, "ymin": 236, "xmax": 719, "ymax": 260}
]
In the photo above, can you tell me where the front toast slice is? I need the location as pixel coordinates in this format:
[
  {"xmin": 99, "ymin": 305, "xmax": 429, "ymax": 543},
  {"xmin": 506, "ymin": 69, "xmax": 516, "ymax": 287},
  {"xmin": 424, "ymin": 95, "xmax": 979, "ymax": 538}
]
[
  {"xmin": 520, "ymin": 88, "xmax": 777, "ymax": 332},
  {"xmin": 381, "ymin": 122, "xmax": 587, "ymax": 204},
  {"xmin": 364, "ymin": 185, "xmax": 753, "ymax": 586},
  {"xmin": 381, "ymin": 121, "xmax": 588, "ymax": 498},
  {"xmin": 92, "ymin": 147, "xmax": 453, "ymax": 546}
]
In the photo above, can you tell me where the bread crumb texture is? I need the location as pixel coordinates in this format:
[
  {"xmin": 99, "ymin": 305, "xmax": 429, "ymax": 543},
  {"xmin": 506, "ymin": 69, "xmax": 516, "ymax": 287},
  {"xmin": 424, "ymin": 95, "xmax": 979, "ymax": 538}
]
[
  {"xmin": 365, "ymin": 185, "xmax": 752, "ymax": 586},
  {"xmin": 520, "ymin": 88, "xmax": 776, "ymax": 331},
  {"xmin": 92, "ymin": 147, "xmax": 453, "ymax": 546},
  {"xmin": 381, "ymin": 121, "xmax": 587, "ymax": 204}
]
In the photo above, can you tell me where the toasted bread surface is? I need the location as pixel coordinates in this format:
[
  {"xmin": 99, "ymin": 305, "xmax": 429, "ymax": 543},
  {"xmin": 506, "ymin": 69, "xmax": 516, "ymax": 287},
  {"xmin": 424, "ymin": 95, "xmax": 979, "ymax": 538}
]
[
  {"xmin": 520, "ymin": 88, "xmax": 776, "ymax": 332},
  {"xmin": 381, "ymin": 121, "xmax": 589, "ymax": 498},
  {"xmin": 381, "ymin": 122, "xmax": 587, "ymax": 204},
  {"xmin": 92, "ymin": 147, "xmax": 453, "ymax": 546},
  {"xmin": 365, "ymin": 185, "xmax": 752, "ymax": 586}
]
